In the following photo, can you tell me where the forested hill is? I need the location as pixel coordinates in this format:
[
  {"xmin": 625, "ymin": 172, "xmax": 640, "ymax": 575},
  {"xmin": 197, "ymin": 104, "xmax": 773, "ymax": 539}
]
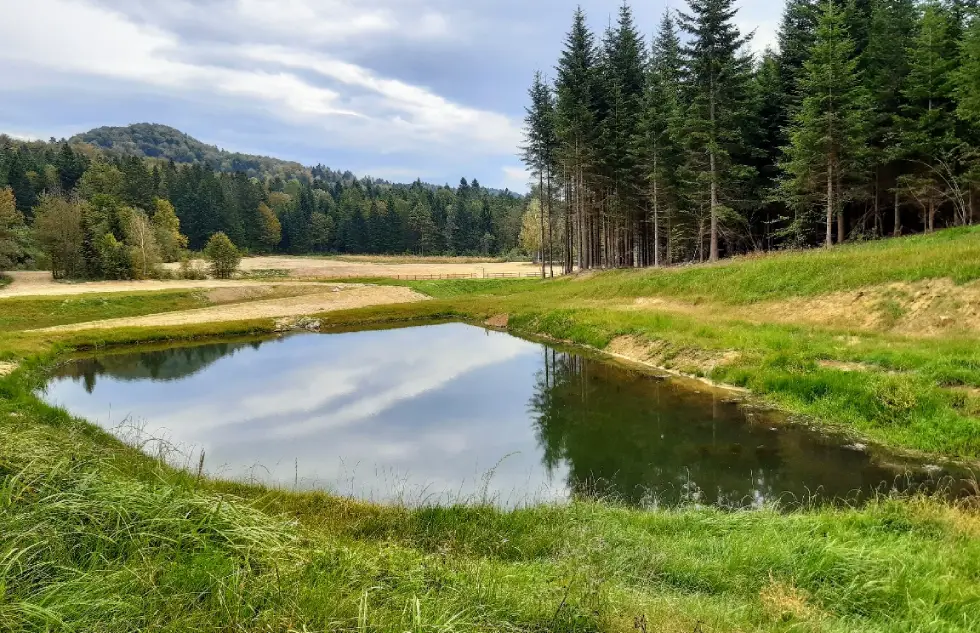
[
  {"xmin": 0, "ymin": 130, "xmax": 530, "ymax": 270},
  {"xmin": 70, "ymin": 123, "xmax": 345, "ymax": 183}
]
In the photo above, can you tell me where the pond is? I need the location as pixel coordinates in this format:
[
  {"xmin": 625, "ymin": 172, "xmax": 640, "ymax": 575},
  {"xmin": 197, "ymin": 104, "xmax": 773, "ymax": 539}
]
[{"xmin": 40, "ymin": 323, "xmax": 971, "ymax": 508}]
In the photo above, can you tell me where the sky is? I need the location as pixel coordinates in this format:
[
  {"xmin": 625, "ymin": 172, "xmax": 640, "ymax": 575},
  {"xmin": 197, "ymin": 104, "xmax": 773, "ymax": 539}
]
[{"xmin": 0, "ymin": 0, "xmax": 780, "ymax": 191}]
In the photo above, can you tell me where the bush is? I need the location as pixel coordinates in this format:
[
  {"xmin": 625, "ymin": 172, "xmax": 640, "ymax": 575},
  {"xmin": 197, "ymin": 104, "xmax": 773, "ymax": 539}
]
[
  {"xmin": 178, "ymin": 255, "xmax": 208, "ymax": 280},
  {"xmin": 203, "ymin": 232, "xmax": 241, "ymax": 279},
  {"xmin": 96, "ymin": 233, "xmax": 133, "ymax": 280}
]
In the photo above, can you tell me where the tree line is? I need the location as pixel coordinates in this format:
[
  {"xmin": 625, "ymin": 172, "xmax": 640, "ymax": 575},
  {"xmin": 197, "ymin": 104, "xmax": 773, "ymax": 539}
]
[
  {"xmin": 0, "ymin": 137, "xmax": 528, "ymax": 279},
  {"xmin": 521, "ymin": 0, "xmax": 980, "ymax": 272}
]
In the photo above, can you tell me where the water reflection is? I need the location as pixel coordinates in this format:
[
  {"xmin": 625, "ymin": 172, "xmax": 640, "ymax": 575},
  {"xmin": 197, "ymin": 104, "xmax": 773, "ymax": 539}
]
[
  {"xmin": 42, "ymin": 324, "xmax": 971, "ymax": 508},
  {"xmin": 529, "ymin": 350, "xmax": 968, "ymax": 507}
]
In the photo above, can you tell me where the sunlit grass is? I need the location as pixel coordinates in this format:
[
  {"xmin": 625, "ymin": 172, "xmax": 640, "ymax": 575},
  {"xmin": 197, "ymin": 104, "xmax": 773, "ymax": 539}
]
[
  {"xmin": 2, "ymin": 228, "xmax": 980, "ymax": 630},
  {"xmin": 0, "ymin": 290, "xmax": 210, "ymax": 333},
  {"xmin": 1, "ymin": 382, "xmax": 979, "ymax": 633}
]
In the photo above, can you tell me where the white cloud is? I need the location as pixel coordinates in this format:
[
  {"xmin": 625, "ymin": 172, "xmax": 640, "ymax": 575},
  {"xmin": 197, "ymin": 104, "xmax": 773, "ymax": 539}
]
[
  {"xmin": 92, "ymin": 0, "xmax": 456, "ymax": 46},
  {"xmin": 736, "ymin": 0, "xmax": 781, "ymax": 55},
  {"xmin": 0, "ymin": 0, "xmax": 520, "ymax": 163},
  {"xmin": 502, "ymin": 166, "xmax": 531, "ymax": 192}
]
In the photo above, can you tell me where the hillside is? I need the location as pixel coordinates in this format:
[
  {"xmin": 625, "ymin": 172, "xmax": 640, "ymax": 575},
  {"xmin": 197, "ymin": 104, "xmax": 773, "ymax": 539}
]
[
  {"xmin": 1, "ymin": 228, "xmax": 979, "ymax": 632},
  {"xmin": 71, "ymin": 123, "xmax": 325, "ymax": 182}
]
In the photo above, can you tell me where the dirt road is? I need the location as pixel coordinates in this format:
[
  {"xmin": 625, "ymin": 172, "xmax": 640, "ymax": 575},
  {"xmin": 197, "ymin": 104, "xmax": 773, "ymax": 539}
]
[
  {"xmin": 0, "ymin": 271, "xmax": 330, "ymax": 298},
  {"xmin": 34, "ymin": 285, "xmax": 427, "ymax": 332}
]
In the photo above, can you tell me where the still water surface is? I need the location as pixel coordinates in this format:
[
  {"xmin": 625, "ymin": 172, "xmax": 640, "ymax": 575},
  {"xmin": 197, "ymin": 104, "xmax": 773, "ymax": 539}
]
[{"xmin": 42, "ymin": 323, "xmax": 968, "ymax": 507}]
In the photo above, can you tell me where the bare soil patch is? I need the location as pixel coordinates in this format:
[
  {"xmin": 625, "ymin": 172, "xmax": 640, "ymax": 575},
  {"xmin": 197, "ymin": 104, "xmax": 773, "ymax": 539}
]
[
  {"xmin": 167, "ymin": 256, "xmax": 545, "ymax": 280},
  {"xmin": 33, "ymin": 285, "xmax": 427, "ymax": 332},
  {"xmin": 0, "ymin": 271, "xmax": 325, "ymax": 299},
  {"xmin": 749, "ymin": 279, "xmax": 980, "ymax": 335},
  {"xmin": 484, "ymin": 314, "xmax": 509, "ymax": 328},
  {"xmin": 606, "ymin": 335, "xmax": 740, "ymax": 376},
  {"xmin": 632, "ymin": 279, "xmax": 980, "ymax": 337}
]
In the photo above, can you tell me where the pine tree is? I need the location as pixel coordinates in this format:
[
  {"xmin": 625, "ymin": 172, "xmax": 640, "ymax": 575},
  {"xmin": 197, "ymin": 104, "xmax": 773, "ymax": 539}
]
[
  {"xmin": 678, "ymin": 0, "xmax": 754, "ymax": 261},
  {"xmin": 863, "ymin": 0, "xmax": 917, "ymax": 235},
  {"xmin": 5, "ymin": 149, "xmax": 37, "ymax": 215},
  {"xmin": 637, "ymin": 10, "xmax": 684, "ymax": 266},
  {"xmin": 0, "ymin": 187, "xmax": 25, "ymax": 272},
  {"xmin": 555, "ymin": 8, "xmax": 598, "ymax": 270},
  {"xmin": 777, "ymin": 0, "xmax": 821, "ymax": 129},
  {"xmin": 598, "ymin": 3, "xmax": 646, "ymax": 266},
  {"xmin": 781, "ymin": 0, "xmax": 872, "ymax": 247},
  {"xmin": 747, "ymin": 50, "xmax": 788, "ymax": 249},
  {"xmin": 955, "ymin": 7, "xmax": 980, "ymax": 223},
  {"xmin": 897, "ymin": 0, "xmax": 961, "ymax": 232},
  {"xmin": 522, "ymin": 71, "xmax": 556, "ymax": 276}
]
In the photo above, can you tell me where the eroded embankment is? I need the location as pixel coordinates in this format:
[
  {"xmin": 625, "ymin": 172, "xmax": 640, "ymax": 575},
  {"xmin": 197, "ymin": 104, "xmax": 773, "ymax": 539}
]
[{"xmin": 631, "ymin": 278, "xmax": 980, "ymax": 337}]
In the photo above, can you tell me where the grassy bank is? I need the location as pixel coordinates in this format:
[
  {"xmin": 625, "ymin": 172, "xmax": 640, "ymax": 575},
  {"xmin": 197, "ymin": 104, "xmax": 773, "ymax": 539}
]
[
  {"xmin": 358, "ymin": 229, "xmax": 980, "ymax": 459},
  {"xmin": 0, "ymin": 290, "xmax": 211, "ymax": 333},
  {"xmin": 2, "ymin": 229, "xmax": 980, "ymax": 631},
  {"xmin": 1, "ymin": 363, "xmax": 978, "ymax": 633}
]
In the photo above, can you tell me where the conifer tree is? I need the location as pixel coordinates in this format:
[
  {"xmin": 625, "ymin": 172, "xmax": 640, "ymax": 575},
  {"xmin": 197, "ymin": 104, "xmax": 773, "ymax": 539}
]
[
  {"xmin": 781, "ymin": 0, "xmax": 871, "ymax": 247},
  {"xmin": 597, "ymin": 3, "xmax": 647, "ymax": 266},
  {"xmin": 522, "ymin": 71, "xmax": 554, "ymax": 277},
  {"xmin": 777, "ymin": 0, "xmax": 821, "ymax": 117},
  {"xmin": 678, "ymin": 0, "xmax": 754, "ymax": 261},
  {"xmin": 897, "ymin": 0, "xmax": 961, "ymax": 232},
  {"xmin": 638, "ymin": 10, "xmax": 684, "ymax": 266},
  {"xmin": 748, "ymin": 51, "xmax": 789, "ymax": 249},
  {"xmin": 555, "ymin": 8, "xmax": 598, "ymax": 270},
  {"xmin": 863, "ymin": 0, "xmax": 917, "ymax": 235}
]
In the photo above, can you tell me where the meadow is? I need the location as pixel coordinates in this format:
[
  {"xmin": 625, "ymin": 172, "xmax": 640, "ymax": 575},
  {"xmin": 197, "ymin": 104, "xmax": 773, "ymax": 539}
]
[{"xmin": 1, "ymin": 228, "xmax": 980, "ymax": 631}]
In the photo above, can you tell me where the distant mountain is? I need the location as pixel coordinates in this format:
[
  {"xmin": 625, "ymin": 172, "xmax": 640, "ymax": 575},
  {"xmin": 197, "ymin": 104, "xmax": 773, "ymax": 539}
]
[
  {"xmin": 71, "ymin": 123, "xmax": 317, "ymax": 182},
  {"xmin": 67, "ymin": 123, "xmax": 517, "ymax": 194}
]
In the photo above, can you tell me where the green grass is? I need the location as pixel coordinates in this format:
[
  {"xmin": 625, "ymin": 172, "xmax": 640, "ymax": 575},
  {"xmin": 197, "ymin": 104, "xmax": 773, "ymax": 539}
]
[
  {"xmin": 2, "ymin": 229, "xmax": 980, "ymax": 631},
  {"xmin": 1, "ymin": 371, "xmax": 978, "ymax": 633},
  {"xmin": 365, "ymin": 228, "xmax": 980, "ymax": 458},
  {"xmin": 445, "ymin": 227, "xmax": 980, "ymax": 306},
  {"xmin": 0, "ymin": 290, "xmax": 210, "ymax": 333},
  {"xmin": 0, "ymin": 274, "xmax": 11, "ymax": 289}
]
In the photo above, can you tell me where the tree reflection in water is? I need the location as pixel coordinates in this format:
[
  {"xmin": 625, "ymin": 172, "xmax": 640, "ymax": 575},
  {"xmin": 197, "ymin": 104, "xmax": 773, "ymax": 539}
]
[
  {"xmin": 528, "ymin": 348, "xmax": 965, "ymax": 508},
  {"xmin": 55, "ymin": 340, "xmax": 263, "ymax": 393}
]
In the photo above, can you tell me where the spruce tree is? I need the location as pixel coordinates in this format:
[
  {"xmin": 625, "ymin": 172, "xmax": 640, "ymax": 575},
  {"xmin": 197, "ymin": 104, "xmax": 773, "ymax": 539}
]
[
  {"xmin": 781, "ymin": 0, "xmax": 871, "ymax": 247},
  {"xmin": 637, "ymin": 10, "xmax": 684, "ymax": 266},
  {"xmin": 897, "ymin": 0, "xmax": 960, "ymax": 232},
  {"xmin": 555, "ymin": 8, "xmax": 598, "ymax": 270},
  {"xmin": 777, "ymin": 0, "xmax": 821, "ymax": 126},
  {"xmin": 747, "ymin": 50, "xmax": 788, "ymax": 249},
  {"xmin": 954, "ymin": 3, "xmax": 980, "ymax": 224},
  {"xmin": 678, "ymin": 0, "xmax": 754, "ymax": 261},
  {"xmin": 863, "ymin": 0, "xmax": 917, "ymax": 235},
  {"xmin": 521, "ymin": 70, "xmax": 553, "ymax": 276},
  {"xmin": 597, "ymin": 4, "xmax": 646, "ymax": 266}
]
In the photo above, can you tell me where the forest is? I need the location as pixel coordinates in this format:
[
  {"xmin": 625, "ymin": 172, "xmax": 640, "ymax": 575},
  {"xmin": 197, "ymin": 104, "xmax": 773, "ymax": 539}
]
[
  {"xmin": 0, "ymin": 131, "xmax": 528, "ymax": 279},
  {"xmin": 522, "ymin": 0, "xmax": 980, "ymax": 271},
  {"xmin": 5, "ymin": 0, "xmax": 980, "ymax": 280}
]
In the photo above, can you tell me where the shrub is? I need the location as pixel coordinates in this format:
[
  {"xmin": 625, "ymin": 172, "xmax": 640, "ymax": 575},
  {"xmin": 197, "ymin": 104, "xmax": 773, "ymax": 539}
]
[
  {"xmin": 177, "ymin": 256, "xmax": 208, "ymax": 280},
  {"xmin": 203, "ymin": 232, "xmax": 241, "ymax": 279}
]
